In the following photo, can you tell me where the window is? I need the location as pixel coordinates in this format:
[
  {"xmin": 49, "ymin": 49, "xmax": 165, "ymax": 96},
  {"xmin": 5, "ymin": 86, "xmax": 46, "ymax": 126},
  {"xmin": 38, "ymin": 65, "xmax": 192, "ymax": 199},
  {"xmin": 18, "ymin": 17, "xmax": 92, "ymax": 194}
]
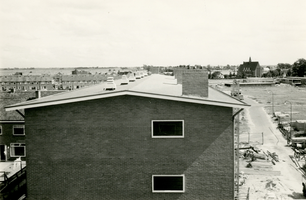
[
  {"xmin": 152, "ymin": 175, "xmax": 185, "ymax": 193},
  {"xmin": 10, "ymin": 143, "xmax": 26, "ymax": 157},
  {"xmin": 0, "ymin": 125, "xmax": 2, "ymax": 135},
  {"xmin": 151, "ymin": 120, "xmax": 184, "ymax": 138},
  {"xmin": 13, "ymin": 125, "xmax": 25, "ymax": 135}
]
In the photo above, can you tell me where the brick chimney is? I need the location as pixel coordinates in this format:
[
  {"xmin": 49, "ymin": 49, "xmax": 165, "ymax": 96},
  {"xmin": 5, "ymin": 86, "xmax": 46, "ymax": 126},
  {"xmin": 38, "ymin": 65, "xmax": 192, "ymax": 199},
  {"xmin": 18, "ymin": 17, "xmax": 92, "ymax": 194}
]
[
  {"xmin": 182, "ymin": 70, "xmax": 208, "ymax": 97},
  {"xmin": 35, "ymin": 90, "xmax": 41, "ymax": 99}
]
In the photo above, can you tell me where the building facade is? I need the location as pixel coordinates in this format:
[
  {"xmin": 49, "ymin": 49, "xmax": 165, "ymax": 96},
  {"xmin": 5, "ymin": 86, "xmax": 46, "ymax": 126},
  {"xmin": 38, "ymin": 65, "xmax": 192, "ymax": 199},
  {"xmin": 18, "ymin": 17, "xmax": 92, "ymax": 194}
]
[
  {"xmin": 0, "ymin": 91, "xmax": 64, "ymax": 162},
  {"xmin": 0, "ymin": 121, "xmax": 25, "ymax": 161},
  {"xmin": 237, "ymin": 57, "xmax": 262, "ymax": 78},
  {"xmin": 0, "ymin": 75, "xmax": 54, "ymax": 91},
  {"xmin": 60, "ymin": 75, "xmax": 106, "ymax": 90},
  {"xmin": 6, "ymin": 72, "xmax": 248, "ymax": 199}
]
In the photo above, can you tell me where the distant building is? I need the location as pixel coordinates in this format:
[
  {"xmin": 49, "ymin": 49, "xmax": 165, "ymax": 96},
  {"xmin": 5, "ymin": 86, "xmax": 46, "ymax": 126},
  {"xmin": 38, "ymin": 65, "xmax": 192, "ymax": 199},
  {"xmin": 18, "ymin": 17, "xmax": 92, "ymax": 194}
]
[
  {"xmin": 60, "ymin": 75, "xmax": 106, "ymax": 90},
  {"xmin": 71, "ymin": 69, "xmax": 91, "ymax": 75},
  {"xmin": 237, "ymin": 57, "xmax": 262, "ymax": 78},
  {"xmin": 6, "ymin": 71, "xmax": 249, "ymax": 199},
  {"xmin": 0, "ymin": 75, "xmax": 54, "ymax": 91}
]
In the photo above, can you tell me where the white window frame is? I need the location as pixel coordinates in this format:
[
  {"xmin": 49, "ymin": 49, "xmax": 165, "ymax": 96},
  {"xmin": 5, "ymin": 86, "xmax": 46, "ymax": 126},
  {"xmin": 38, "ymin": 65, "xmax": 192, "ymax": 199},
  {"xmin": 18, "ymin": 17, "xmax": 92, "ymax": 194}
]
[
  {"xmin": 152, "ymin": 174, "xmax": 185, "ymax": 193},
  {"xmin": 13, "ymin": 125, "xmax": 25, "ymax": 135},
  {"xmin": 10, "ymin": 143, "xmax": 26, "ymax": 157},
  {"xmin": 151, "ymin": 120, "xmax": 184, "ymax": 138}
]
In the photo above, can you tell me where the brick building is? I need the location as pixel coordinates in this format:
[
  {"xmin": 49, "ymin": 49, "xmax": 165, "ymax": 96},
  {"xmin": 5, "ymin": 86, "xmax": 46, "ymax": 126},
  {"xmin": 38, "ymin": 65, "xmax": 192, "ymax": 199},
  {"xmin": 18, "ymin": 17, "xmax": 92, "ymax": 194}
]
[
  {"xmin": 6, "ymin": 71, "xmax": 249, "ymax": 199},
  {"xmin": 0, "ymin": 75, "xmax": 54, "ymax": 91},
  {"xmin": 1, "ymin": 91, "xmax": 64, "ymax": 162},
  {"xmin": 60, "ymin": 75, "xmax": 106, "ymax": 90},
  {"xmin": 237, "ymin": 57, "xmax": 262, "ymax": 78}
]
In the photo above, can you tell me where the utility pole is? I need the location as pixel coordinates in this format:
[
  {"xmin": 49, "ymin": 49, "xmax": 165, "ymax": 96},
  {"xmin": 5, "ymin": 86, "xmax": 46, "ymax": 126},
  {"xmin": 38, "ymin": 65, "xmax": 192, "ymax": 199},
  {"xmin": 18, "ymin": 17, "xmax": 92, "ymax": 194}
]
[{"xmin": 285, "ymin": 101, "xmax": 292, "ymax": 144}]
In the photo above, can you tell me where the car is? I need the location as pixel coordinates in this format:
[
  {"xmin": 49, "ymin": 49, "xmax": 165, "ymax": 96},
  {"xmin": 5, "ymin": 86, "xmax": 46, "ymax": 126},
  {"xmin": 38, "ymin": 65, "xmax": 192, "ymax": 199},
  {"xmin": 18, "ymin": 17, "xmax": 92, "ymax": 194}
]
[
  {"xmin": 120, "ymin": 75, "xmax": 129, "ymax": 85},
  {"xmin": 135, "ymin": 72, "xmax": 141, "ymax": 79},
  {"xmin": 104, "ymin": 77, "xmax": 116, "ymax": 91},
  {"xmin": 128, "ymin": 74, "xmax": 136, "ymax": 82}
]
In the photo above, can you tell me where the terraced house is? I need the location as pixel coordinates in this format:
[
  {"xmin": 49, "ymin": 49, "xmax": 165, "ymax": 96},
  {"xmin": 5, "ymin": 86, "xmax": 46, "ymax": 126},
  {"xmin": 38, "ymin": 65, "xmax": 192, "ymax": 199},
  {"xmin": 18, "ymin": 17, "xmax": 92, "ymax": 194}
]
[
  {"xmin": 6, "ymin": 70, "xmax": 249, "ymax": 199},
  {"xmin": 60, "ymin": 75, "xmax": 106, "ymax": 90},
  {"xmin": 0, "ymin": 75, "xmax": 53, "ymax": 91}
]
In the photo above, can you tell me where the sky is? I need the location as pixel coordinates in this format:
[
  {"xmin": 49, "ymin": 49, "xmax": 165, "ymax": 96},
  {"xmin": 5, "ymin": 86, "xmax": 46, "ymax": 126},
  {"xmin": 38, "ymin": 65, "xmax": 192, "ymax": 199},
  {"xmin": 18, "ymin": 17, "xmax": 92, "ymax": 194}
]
[{"xmin": 0, "ymin": 0, "xmax": 305, "ymax": 68}]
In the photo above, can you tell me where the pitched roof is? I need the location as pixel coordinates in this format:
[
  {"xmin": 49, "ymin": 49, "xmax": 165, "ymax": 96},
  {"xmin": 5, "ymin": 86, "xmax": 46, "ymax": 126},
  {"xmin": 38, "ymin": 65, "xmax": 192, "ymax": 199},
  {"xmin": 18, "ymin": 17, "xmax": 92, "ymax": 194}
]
[
  {"xmin": 61, "ymin": 75, "xmax": 106, "ymax": 81},
  {"xmin": 0, "ymin": 92, "xmax": 34, "ymax": 120},
  {"xmin": 240, "ymin": 61, "xmax": 260, "ymax": 71},
  {"xmin": 1, "ymin": 91, "xmax": 66, "ymax": 120},
  {"xmin": 0, "ymin": 75, "xmax": 52, "ymax": 82},
  {"xmin": 6, "ymin": 74, "xmax": 249, "ymax": 111}
]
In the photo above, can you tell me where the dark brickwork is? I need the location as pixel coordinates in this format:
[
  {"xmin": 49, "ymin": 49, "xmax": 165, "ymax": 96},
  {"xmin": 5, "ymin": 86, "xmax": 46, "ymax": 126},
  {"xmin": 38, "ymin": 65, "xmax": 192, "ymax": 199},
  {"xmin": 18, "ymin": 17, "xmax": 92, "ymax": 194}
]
[
  {"xmin": 25, "ymin": 95, "xmax": 233, "ymax": 199},
  {"xmin": 182, "ymin": 70, "xmax": 208, "ymax": 97},
  {"xmin": 0, "ymin": 121, "xmax": 25, "ymax": 161}
]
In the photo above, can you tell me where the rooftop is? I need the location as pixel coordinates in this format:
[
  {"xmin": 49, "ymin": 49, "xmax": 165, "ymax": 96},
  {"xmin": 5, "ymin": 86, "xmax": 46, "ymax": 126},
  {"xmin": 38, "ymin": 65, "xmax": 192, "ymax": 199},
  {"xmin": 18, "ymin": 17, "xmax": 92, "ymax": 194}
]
[{"xmin": 6, "ymin": 74, "xmax": 249, "ymax": 111}]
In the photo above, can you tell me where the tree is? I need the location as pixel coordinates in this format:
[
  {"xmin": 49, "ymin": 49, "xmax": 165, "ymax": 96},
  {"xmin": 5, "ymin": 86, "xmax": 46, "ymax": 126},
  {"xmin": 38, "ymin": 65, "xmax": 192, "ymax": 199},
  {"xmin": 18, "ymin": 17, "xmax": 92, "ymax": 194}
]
[
  {"xmin": 211, "ymin": 71, "xmax": 222, "ymax": 79},
  {"xmin": 292, "ymin": 58, "xmax": 306, "ymax": 77},
  {"xmin": 277, "ymin": 63, "xmax": 291, "ymax": 70},
  {"xmin": 271, "ymin": 69, "xmax": 280, "ymax": 77}
]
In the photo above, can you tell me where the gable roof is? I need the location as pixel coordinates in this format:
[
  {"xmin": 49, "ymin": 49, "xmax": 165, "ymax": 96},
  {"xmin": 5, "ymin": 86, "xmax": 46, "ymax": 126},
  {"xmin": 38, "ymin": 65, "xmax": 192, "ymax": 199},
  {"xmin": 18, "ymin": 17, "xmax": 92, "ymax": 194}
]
[
  {"xmin": 6, "ymin": 74, "xmax": 249, "ymax": 111},
  {"xmin": 239, "ymin": 61, "xmax": 260, "ymax": 71},
  {"xmin": 61, "ymin": 75, "xmax": 106, "ymax": 81},
  {"xmin": 0, "ymin": 92, "xmax": 33, "ymax": 120},
  {"xmin": 0, "ymin": 75, "xmax": 52, "ymax": 82}
]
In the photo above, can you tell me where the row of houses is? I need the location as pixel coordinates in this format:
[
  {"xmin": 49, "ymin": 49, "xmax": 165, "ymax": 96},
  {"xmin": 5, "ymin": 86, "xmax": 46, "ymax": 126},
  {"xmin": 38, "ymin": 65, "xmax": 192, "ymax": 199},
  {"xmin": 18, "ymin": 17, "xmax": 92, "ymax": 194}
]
[
  {"xmin": 0, "ymin": 70, "xmax": 148, "ymax": 92},
  {"xmin": 56, "ymin": 75, "xmax": 107, "ymax": 90},
  {"xmin": 4, "ymin": 69, "xmax": 249, "ymax": 199},
  {"xmin": 0, "ymin": 76, "xmax": 54, "ymax": 91}
]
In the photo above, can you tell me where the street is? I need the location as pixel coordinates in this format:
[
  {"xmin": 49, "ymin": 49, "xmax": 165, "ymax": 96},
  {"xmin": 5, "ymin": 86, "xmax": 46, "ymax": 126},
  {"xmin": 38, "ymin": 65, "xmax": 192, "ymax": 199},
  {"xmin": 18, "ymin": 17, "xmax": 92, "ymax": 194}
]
[{"xmin": 239, "ymin": 96, "xmax": 304, "ymax": 199}]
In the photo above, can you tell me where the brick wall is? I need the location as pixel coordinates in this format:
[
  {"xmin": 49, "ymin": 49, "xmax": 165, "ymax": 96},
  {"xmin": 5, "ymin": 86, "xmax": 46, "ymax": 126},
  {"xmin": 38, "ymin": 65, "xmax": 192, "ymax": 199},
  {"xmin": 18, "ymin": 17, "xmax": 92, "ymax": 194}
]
[
  {"xmin": 182, "ymin": 70, "xmax": 208, "ymax": 97},
  {"xmin": 25, "ymin": 95, "xmax": 233, "ymax": 199},
  {"xmin": 0, "ymin": 122, "xmax": 25, "ymax": 161}
]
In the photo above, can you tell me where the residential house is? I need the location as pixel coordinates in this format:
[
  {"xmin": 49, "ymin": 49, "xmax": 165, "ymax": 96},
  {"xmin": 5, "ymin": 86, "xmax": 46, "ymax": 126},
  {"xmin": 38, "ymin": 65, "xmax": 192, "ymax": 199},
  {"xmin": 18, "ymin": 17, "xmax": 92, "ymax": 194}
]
[
  {"xmin": 71, "ymin": 69, "xmax": 91, "ymax": 75},
  {"xmin": 0, "ymin": 75, "xmax": 54, "ymax": 91},
  {"xmin": 0, "ymin": 91, "xmax": 64, "ymax": 162},
  {"xmin": 60, "ymin": 75, "xmax": 106, "ymax": 90},
  {"xmin": 237, "ymin": 57, "xmax": 262, "ymax": 78},
  {"xmin": 6, "ymin": 71, "xmax": 249, "ymax": 199}
]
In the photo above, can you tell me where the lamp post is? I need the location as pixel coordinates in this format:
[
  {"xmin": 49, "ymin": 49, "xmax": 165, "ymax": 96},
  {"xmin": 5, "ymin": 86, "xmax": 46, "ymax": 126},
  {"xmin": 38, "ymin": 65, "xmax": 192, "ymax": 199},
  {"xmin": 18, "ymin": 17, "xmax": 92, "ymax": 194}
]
[
  {"xmin": 272, "ymin": 92, "xmax": 274, "ymax": 116},
  {"xmin": 285, "ymin": 101, "xmax": 292, "ymax": 144}
]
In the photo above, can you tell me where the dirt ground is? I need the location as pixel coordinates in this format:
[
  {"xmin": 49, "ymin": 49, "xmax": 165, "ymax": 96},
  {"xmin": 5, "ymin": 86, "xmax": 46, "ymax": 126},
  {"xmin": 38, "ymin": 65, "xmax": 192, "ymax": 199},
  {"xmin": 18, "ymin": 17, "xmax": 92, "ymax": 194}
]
[
  {"xmin": 210, "ymin": 80, "xmax": 306, "ymax": 199},
  {"xmin": 238, "ymin": 105, "xmax": 304, "ymax": 200}
]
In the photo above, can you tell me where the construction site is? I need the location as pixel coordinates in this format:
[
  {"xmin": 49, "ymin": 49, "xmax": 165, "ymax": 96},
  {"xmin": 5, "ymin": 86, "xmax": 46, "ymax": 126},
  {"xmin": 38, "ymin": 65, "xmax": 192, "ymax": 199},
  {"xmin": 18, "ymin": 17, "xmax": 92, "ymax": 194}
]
[{"xmin": 219, "ymin": 79, "xmax": 306, "ymax": 200}]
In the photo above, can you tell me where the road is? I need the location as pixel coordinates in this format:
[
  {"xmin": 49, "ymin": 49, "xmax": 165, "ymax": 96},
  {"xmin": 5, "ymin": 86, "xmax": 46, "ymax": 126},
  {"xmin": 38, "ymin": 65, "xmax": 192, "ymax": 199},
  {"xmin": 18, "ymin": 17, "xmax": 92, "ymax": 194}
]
[{"xmin": 239, "ymin": 96, "xmax": 305, "ymax": 199}]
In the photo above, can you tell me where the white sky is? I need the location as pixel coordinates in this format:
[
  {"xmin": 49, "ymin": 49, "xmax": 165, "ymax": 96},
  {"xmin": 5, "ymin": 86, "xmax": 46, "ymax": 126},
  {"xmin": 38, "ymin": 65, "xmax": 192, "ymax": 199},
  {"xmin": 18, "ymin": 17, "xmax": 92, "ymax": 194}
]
[{"xmin": 0, "ymin": 0, "xmax": 305, "ymax": 68}]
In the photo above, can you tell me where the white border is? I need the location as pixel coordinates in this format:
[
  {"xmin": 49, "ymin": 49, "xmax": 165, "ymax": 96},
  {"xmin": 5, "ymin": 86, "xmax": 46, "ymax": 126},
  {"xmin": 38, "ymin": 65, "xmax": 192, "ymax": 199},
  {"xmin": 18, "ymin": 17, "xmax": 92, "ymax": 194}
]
[
  {"xmin": 151, "ymin": 120, "xmax": 184, "ymax": 138},
  {"xmin": 152, "ymin": 174, "xmax": 185, "ymax": 193},
  {"xmin": 13, "ymin": 125, "xmax": 25, "ymax": 136},
  {"xmin": 10, "ymin": 143, "xmax": 26, "ymax": 157}
]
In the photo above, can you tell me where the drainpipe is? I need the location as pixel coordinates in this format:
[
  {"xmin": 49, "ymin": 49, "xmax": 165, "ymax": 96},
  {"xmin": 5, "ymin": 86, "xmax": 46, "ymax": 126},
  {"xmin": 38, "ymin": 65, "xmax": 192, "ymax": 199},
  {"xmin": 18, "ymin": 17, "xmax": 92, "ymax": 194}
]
[
  {"xmin": 35, "ymin": 90, "xmax": 41, "ymax": 99},
  {"xmin": 232, "ymin": 108, "xmax": 244, "ymax": 198}
]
